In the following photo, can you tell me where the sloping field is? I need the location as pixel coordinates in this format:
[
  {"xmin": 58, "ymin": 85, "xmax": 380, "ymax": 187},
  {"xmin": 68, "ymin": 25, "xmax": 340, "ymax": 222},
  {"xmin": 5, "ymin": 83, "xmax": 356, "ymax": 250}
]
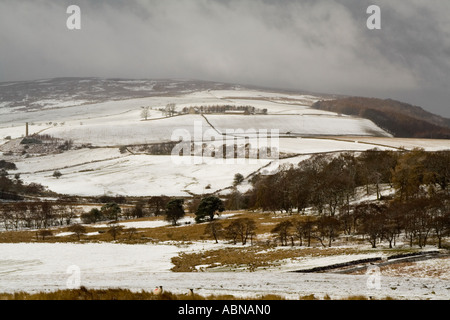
[
  {"xmin": 41, "ymin": 115, "xmax": 218, "ymax": 146},
  {"xmin": 16, "ymin": 153, "xmax": 271, "ymax": 197},
  {"xmin": 204, "ymin": 114, "xmax": 391, "ymax": 137},
  {"xmin": 11, "ymin": 135, "xmax": 449, "ymax": 197},
  {"xmin": 41, "ymin": 113, "xmax": 391, "ymax": 147},
  {"xmin": 329, "ymin": 136, "xmax": 450, "ymax": 152},
  {"xmin": 277, "ymin": 138, "xmax": 397, "ymax": 154},
  {"xmin": 0, "ymin": 242, "xmax": 448, "ymax": 300},
  {"xmin": 13, "ymin": 148, "xmax": 125, "ymax": 173}
]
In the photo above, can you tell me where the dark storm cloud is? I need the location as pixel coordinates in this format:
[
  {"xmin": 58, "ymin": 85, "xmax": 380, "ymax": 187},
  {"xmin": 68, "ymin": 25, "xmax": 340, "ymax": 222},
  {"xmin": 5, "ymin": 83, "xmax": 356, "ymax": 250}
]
[{"xmin": 0, "ymin": 0, "xmax": 449, "ymax": 117}]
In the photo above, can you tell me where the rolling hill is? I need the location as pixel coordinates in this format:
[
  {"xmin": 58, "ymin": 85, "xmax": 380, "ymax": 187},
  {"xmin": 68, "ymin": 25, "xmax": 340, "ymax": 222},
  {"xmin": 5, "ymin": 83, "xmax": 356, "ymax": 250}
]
[
  {"xmin": 312, "ymin": 97, "xmax": 450, "ymax": 139},
  {"xmin": 1, "ymin": 78, "xmax": 449, "ymax": 197}
]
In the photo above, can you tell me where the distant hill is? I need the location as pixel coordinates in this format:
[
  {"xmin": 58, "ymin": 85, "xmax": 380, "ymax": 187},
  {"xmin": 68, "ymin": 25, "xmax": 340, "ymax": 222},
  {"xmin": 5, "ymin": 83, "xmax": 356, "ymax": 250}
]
[
  {"xmin": 312, "ymin": 97, "xmax": 450, "ymax": 139},
  {"xmin": 0, "ymin": 78, "xmax": 240, "ymax": 112}
]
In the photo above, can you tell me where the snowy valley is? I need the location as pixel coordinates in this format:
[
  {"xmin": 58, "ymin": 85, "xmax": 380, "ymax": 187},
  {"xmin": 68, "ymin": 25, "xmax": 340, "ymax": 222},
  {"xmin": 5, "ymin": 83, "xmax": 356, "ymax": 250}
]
[{"xmin": 0, "ymin": 78, "xmax": 449, "ymax": 300}]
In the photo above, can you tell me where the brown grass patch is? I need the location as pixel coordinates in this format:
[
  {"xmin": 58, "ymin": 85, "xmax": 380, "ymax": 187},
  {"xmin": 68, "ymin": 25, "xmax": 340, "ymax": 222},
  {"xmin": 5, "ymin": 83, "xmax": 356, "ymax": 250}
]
[
  {"xmin": 0, "ymin": 211, "xmax": 318, "ymax": 244},
  {"xmin": 171, "ymin": 245, "xmax": 368, "ymax": 272},
  {"xmin": 0, "ymin": 287, "xmax": 397, "ymax": 300},
  {"xmin": 379, "ymin": 257, "xmax": 450, "ymax": 280},
  {"xmin": 349, "ymin": 256, "xmax": 450, "ymax": 280},
  {"xmin": 0, "ymin": 287, "xmax": 287, "ymax": 300}
]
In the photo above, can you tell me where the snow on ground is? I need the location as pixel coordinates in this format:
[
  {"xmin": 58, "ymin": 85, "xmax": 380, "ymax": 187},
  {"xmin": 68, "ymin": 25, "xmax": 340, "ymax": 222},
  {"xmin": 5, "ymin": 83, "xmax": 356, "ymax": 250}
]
[
  {"xmin": 14, "ymin": 114, "xmax": 392, "ymax": 148},
  {"xmin": 10, "ymin": 134, "xmax": 447, "ymax": 197},
  {"xmin": 0, "ymin": 91, "xmax": 228, "ymax": 128},
  {"xmin": 0, "ymin": 88, "xmax": 388, "ymax": 148},
  {"xmin": 32, "ymin": 99, "xmax": 90, "ymax": 110},
  {"xmin": 271, "ymin": 252, "xmax": 384, "ymax": 273},
  {"xmin": 0, "ymin": 124, "xmax": 44, "ymax": 146},
  {"xmin": 91, "ymin": 216, "xmax": 196, "ymax": 229},
  {"xmin": 212, "ymin": 98, "xmax": 335, "ymax": 115},
  {"xmin": 208, "ymin": 89, "xmax": 320, "ymax": 103},
  {"xmin": 89, "ymin": 214, "xmax": 235, "ymax": 230},
  {"xmin": 334, "ymin": 137, "xmax": 450, "ymax": 152},
  {"xmin": 16, "ymin": 154, "xmax": 271, "ymax": 197},
  {"xmin": 14, "ymin": 148, "xmax": 125, "ymax": 173},
  {"xmin": 40, "ymin": 115, "xmax": 220, "ymax": 146},
  {"xmin": 0, "ymin": 242, "xmax": 448, "ymax": 299},
  {"xmin": 380, "ymin": 256, "xmax": 450, "ymax": 280},
  {"xmin": 278, "ymin": 138, "xmax": 396, "ymax": 154},
  {"xmin": 204, "ymin": 114, "xmax": 391, "ymax": 137}
]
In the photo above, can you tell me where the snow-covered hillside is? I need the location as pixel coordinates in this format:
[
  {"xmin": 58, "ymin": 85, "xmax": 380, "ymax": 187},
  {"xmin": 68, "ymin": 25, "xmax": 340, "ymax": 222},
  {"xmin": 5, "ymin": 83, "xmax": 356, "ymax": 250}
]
[
  {"xmin": 16, "ymin": 154, "xmax": 271, "ymax": 197},
  {"xmin": 0, "ymin": 241, "xmax": 448, "ymax": 300},
  {"xmin": 1, "ymin": 78, "xmax": 449, "ymax": 197}
]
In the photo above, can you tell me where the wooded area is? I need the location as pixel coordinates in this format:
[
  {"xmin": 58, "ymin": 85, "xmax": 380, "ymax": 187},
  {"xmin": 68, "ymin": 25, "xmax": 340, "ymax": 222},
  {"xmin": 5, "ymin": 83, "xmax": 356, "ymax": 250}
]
[{"xmin": 313, "ymin": 97, "xmax": 450, "ymax": 139}]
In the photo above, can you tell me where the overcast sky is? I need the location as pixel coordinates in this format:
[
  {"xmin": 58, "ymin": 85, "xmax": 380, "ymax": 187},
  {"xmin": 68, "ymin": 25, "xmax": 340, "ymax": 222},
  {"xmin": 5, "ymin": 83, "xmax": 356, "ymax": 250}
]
[{"xmin": 1, "ymin": 0, "xmax": 449, "ymax": 117}]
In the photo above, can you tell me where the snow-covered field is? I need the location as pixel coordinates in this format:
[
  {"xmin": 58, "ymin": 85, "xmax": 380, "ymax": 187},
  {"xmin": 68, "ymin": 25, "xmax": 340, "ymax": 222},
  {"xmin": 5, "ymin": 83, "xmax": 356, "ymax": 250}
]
[
  {"xmin": 38, "ymin": 115, "xmax": 220, "ymax": 146},
  {"xmin": 1, "ymin": 217, "xmax": 448, "ymax": 299},
  {"xmin": 9, "ymin": 135, "xmax": 448, "ymax": 197},
  {"xmin": 2, "ymin": 84, "xmax": 448, "ymax": 197},
  {"xmin": 15, "ymin": 153, "xmax": 271, "ymax": 197},
  {"xmin": 205, "ymin": 114, "xmax": 391, "ymax": 137},
  {"xmin": 332, "ymin": 137, "xmax": 450, "ymax": 152},
  {"xmin": 278, "ymin": 138, "xmax": 397, "ymax": 154},
  {"xmin": 0, "ymin": 241, "xmax": 448, "ymax": 300},
  {"xmin": 1, "ymin": 79, "xmax": 450, "ymax": 300}
]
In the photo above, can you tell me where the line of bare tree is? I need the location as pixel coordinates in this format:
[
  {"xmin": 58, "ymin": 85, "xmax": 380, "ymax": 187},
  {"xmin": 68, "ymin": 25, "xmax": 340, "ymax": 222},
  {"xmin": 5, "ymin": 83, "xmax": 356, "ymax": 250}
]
[
  {"xmin": 228, "ymin": 149, "xmax": 449, "ymax": 213},
  {"xmin": 0, "ymin": 201, "xmax": 80, "ymax": 231},
  {"xmin": 269, "ymin": 195, "xmax": 449, "ymax": 249},
  {"xmin": 181, "ymin": 105, "xmax": 268, "ymax": 115},
  {"xmin": 224, "ymin": 149, "xmax": 450, "ymax": 248},
  {"xmin": 204, "ymin": 218, "xmax": 257, "ymax": 246}
]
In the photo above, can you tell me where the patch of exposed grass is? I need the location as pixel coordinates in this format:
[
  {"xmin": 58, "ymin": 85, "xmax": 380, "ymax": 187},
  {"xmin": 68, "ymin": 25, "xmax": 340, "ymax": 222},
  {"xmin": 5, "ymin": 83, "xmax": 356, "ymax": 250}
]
[
  {"xmin": 0, "ymin": 230, "xmax": 35, "ymax": 243},
  {"xmin": 0, "ymin": 287, "xmax": 287, "ymax": 301},
  {"xmin": 0, "ymin": 211, "xmax": 312, "ymax": 244},
  {"xmin": 0, "ymin": 287, "xmax": 398, "ymax": 300},
  {"xmin": 299, "ymin": 294, "xmax": 318, "ymax": 300},
  {"xmin": 379, "ymin": 256, "xmax": 450, "ymax": 280},
  {"xmin": 171, "ymin": 246, "xmax": 369, "ymax": 272},
  {"xmin": 345, "ymin": 295, "xmax": 370, "ymax": 300}
]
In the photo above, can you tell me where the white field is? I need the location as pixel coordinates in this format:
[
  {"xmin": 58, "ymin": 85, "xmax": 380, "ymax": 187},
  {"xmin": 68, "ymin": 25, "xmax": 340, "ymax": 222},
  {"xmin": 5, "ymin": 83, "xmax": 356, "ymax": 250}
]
[
  {"xmin": 83, "ymin": 213, "xmax": 235, "ymax": 230},
  {"xmin": 204, "ymin": 114, "xmax": 391, "ymax": 137},
  {"xmin": 330, "ymin": 136, "xmax": 450, "ymax": 152},
  {"xmin": 13, "ymin": 148, "xmax": 125, "ymax": 173},
  {"xmin": 0, "ymin": 124, "xmax": 44, "ymax": 146},
  {"xmin": 0, "ymin": 91, "xmax": 222, "ymax": 125},
  {"xmin": 39, "ymin": 115, "xmax": 221, "ymax": 146},
  {"xmin": 2, "ymin": 86, "xmax": 449, "ymax": 197},
  {"xmin": 10, "ymin": 135, "xmax": 415, "ymax": 198},
  {"xmin": 278, "ymin": 138, "xmax": 397, "ymax": 154},
  {"xmin": 0, "ymin": 215, "xmax": 448, "ymax": 299},
  {"xmin": 0, "ymin": 89, "xmax": 386, "ymax": 147},
  {"xmin": 2, "ymin": 89, "xmax": 320, "ymax": 130},
  {"xmin": 208, "ymin": 89, "xmax": 320, "ymax": 102},
  {"xmin": 0, "ymin": 240, "xmax": 449, "ymax": 300},
  {"xmin": 16, "ymin": 154, "xmax": 272, "ymax": 197}
]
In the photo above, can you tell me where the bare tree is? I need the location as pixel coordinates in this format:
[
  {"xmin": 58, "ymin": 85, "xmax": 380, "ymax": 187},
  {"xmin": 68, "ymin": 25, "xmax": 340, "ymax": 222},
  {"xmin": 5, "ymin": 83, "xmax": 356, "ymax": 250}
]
[
  {"xmin": 292, "ymin": 217, "xmax": 316, "ymax": 247},
  {"xmin": 225, "ymin": 218, "xmax": 256, "ymax": 245},
  {"xmin": 165, "ymin": 103, "xmax": 177, "ymax": 117},
  {"xmin": 316, "ymin": 216, "xmax": 341, "ymax": 247},
  {"xmin": 107, "ymin": 221, "xmax": 124, "ymax": 241},
  {"xmin": 125, "ymin": 227, "xmax": 138, "ymax": 240},
  {"xmin": 271, "ymin": 220, "xmax": 293, "ymax": 246},
  {"xmin": 140, "ymin": 106, "xmax": 150, "ymax": 120},
  {"xmin": 68, "ymin": 224, "xmax": 87, "ymax": 241},
  {"xmin": 204, "ymin": 220, "xmax": 223, "ymax": 243},
  {"xmin": 38, "ymin": 229, "xmax": 53, "ymax": 241},
  {"xmin": 432, "ymin": 211, "xmax": 450, "ymax": 249},
  {"xmin": 148, "ymin": 196, "xmax": 170, "ymax": 216}
]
